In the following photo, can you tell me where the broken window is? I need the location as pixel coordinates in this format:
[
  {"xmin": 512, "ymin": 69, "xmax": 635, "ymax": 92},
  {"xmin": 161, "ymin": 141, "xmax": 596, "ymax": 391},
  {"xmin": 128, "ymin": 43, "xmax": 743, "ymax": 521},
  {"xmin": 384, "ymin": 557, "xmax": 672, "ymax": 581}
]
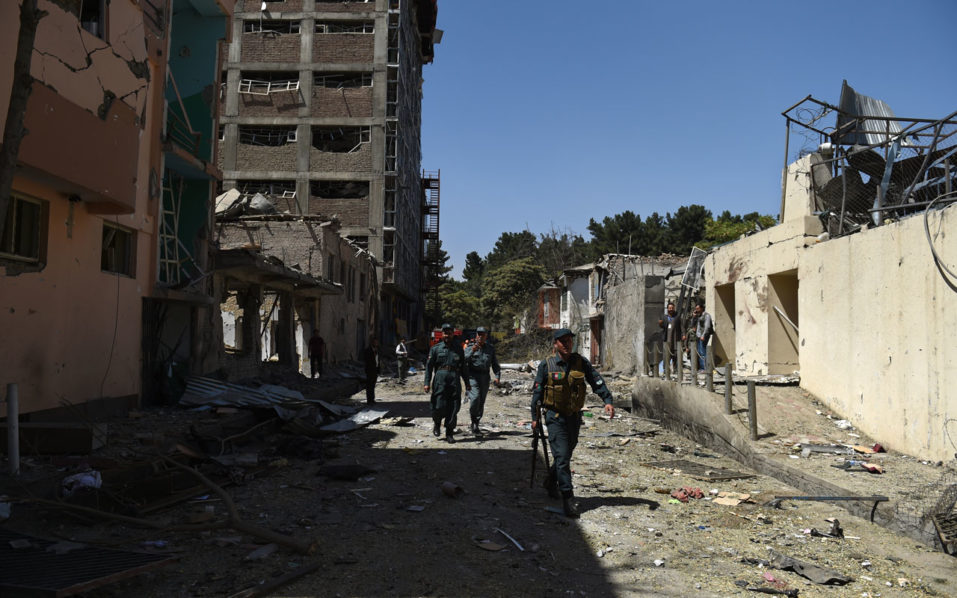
[
  {"xmin": 238, "ymin": 126, "xmax": 297, "ymax": 146},
  {"xmin": 244, "ymin": 20, "xmax": 301, "ymax": 34},
  {"xmin": 239, "ymin": 71, "xmax": 300, "ymax": 95},
  {"xmin": 1, "ymin": 194, "xmax": 44, "ymax": 263},
  {"xmin": 311, "ymin": 126, "xmax": 370, "ymax": 152},
  {"xmin": 79, "ymin": 0, "xmax": 105, "ymax": 39},
  {"xmin": 238, "ymin": 180, "xmax": 297, "ymax": 200},
  {"xmin": 310, "ymin": 180, "xmax": 369, "ymax": 199},
  {"xmin": 101, "ymin": 222, "xmax": 135, "ymax": 276},
  {"xmin": 384, "ymin": 177, "xmax": 396, "ymax": 228},
  {"xmin": 315, "ymin": 21, "xmax": 374, "ymax": 34},
  {"xmin": 314, "ymin": 72, "xmax": 373, "ymax": 89}
]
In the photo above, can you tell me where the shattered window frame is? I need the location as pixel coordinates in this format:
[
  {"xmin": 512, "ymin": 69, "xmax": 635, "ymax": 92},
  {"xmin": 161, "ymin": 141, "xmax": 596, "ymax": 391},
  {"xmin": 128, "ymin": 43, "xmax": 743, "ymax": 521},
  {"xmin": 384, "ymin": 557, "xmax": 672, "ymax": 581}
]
[{"xmin": 101, "ymin": 221, "xmax": 136, "ymax": 277}]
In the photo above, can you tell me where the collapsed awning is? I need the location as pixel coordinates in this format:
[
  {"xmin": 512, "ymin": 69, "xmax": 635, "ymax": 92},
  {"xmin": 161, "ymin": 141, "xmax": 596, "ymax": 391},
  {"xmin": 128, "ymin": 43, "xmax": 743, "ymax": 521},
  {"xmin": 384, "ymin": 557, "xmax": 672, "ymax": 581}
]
[{"xmin": 214, "ymin": 248, "xmax": 342, "ymax": 298}]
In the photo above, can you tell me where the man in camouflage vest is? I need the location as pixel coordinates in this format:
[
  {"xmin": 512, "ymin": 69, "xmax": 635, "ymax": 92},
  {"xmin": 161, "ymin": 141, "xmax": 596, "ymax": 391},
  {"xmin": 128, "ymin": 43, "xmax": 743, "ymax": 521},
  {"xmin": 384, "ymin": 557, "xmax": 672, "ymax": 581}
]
[{"xmin": 531, "ymin": 328, "xmax": 614, "ymax": 518}]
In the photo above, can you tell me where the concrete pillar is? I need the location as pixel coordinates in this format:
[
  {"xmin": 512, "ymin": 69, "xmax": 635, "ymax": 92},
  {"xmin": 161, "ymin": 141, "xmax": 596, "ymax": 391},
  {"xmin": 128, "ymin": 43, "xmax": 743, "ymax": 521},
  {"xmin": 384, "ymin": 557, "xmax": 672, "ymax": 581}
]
[{"xmin": 277, "ymin": 291, "xmax": 296, "ymax": 367}]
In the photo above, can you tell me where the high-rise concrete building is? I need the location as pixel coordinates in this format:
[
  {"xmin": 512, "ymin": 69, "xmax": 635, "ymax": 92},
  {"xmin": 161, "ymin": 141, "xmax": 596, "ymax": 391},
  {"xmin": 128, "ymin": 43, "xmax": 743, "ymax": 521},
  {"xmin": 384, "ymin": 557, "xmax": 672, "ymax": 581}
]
[{"xmin": 218, "ymin": 0, "xmax": 439, "ymax": 341}]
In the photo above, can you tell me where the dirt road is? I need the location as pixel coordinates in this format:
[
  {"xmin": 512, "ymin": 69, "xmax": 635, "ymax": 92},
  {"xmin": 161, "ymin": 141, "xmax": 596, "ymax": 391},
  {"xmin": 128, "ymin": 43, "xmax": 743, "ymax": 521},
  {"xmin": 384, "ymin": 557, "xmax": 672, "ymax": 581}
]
[{"xmin": 6, "ymin": 369, "xmax": 955, "ymax": 597}]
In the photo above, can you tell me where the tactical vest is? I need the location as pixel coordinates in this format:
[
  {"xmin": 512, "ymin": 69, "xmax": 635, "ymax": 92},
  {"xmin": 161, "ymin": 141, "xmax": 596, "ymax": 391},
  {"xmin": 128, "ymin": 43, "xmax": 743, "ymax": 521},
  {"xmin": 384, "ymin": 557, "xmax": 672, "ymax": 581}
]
[{"xmin": 541, "ymin": 354, "xmax": 587, "ymax": 416}]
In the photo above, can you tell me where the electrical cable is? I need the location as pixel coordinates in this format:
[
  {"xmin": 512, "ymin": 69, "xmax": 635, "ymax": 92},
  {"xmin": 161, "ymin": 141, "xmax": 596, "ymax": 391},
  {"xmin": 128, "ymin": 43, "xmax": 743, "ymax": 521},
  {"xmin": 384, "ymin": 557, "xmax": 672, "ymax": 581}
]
[{"xmin": 923, "ymin": 190, "xmax": 957, "ymax": 286}]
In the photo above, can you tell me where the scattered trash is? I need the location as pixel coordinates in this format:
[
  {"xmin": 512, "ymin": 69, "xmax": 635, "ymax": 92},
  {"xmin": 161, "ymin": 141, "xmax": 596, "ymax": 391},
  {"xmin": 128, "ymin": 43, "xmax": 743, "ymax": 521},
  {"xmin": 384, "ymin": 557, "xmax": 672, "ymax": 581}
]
[
  {"xmin": 653, "ymin": 558, "xmax": 665, "ymax": 567},
  {"xmin": 475, "ymin": 540, "xmax": 506, "ymax": 552},
  {"xmin": 61, "ymin": 470, "xmax": 102, "ymax": 497},
  {"xmin": 746, "ymin": 587, "xmax": 798, "ymax": 597},
  {"xmin": 495, "ymin": 528, "xmax": 524, "ymax": 551},
  {"xmin": 405, "ymin": 505, "xmax": 426, "ymax": 512},
  {"xmin": 713, "ymin": 492, "xmax": 752, "ymax": 506},
  {"xmin": 768, "ymin": 550, "xmax": 852, "ymax": 585},
  {"xmin": 897, "ymin": 578, "xmax": 910, "ymax": 587},
  {"xmin": 670, "ymin": 487, "xmax": 704, "ymax": 502},
  {"xmin": 244, "ymin": 543, "xmax": 278, "ymax": 561},
  {"xmin": 834, "ymin": 420, "xmax": 853, "ymax": 430},
  {"xmin": 667, "ymin": 499, "xmax": 682, "ymax": 505},
  {"xmin": 440, "ymin": 481, "xmax": 464, "ymax": 498}
]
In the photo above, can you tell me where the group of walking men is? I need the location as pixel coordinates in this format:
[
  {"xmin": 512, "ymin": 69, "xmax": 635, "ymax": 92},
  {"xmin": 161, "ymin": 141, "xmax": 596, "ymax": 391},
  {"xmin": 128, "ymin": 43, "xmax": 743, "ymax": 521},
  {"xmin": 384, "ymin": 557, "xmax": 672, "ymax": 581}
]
[
  {"xmin": 423, "ymin": 324, "xmax": 613, "ymax": 519},
  {"xmin": 423, "ymin": 323, "xmax": 501, "ymax": 443}
]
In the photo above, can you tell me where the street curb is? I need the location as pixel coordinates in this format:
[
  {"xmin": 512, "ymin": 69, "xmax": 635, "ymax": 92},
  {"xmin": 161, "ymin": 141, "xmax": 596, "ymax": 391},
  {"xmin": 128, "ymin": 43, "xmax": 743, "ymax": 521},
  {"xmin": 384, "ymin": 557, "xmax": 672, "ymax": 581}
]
[{"xmin": 631, "ymin": 377, "xmax": 938, "ymax": 548}]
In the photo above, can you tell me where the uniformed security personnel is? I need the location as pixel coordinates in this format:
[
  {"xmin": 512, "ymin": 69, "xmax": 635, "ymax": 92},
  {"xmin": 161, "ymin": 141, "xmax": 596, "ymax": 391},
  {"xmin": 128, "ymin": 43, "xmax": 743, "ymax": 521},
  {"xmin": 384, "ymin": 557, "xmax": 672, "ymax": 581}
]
[
  {"xmin": 531, "ymin": 327, "xmax": 614, "ymax": 518},
  {"xmin": 463, "ymin": 326, "xmax": 501, "ymax": 435},
  {"xmin": 424, "ymin": 323, "xmax": 470, "ymax": 443}
]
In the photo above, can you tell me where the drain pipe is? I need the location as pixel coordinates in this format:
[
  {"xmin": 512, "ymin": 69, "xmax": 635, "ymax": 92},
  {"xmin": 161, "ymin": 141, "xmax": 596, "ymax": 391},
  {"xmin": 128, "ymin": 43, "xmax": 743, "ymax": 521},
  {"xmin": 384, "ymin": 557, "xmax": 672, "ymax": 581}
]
[{"xmin": 6, "ymin": 383, "xmax": 18, "ymax": 476}]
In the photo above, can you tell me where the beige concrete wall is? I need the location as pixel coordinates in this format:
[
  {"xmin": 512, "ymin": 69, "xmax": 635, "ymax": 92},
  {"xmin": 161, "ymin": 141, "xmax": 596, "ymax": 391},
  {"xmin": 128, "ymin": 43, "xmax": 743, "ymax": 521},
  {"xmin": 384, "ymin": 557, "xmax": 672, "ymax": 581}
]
[
  {"xmin": 708, "ymin": 182, "xmax": 957, "ymax": 460},
  {"xmin": 799, "ymin": 209, "xmax": 957, "ymax": 461},
  {"xmin": 705, "ymin": 217, "xmax": 820, "ymax": 375}
]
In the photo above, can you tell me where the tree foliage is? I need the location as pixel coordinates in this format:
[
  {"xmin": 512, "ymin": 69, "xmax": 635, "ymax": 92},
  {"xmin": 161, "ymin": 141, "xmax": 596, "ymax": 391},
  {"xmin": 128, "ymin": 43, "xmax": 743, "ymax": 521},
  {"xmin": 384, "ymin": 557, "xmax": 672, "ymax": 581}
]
[
  {"xmin": 481, "ymin": 257, "xmax": 546, "ymax": 329},
  {"xmin": 437, "ymin": 280, "xmax": 483, "ymax": 328}
]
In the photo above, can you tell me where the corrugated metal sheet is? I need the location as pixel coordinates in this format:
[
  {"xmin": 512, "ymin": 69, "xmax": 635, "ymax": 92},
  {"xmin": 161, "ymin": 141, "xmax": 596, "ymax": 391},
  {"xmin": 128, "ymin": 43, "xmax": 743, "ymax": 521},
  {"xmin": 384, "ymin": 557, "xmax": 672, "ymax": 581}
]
[
  {"xmin": 836, "ymin": 80, "xmax": 905, "ymax": 146},
  {"xmin": 179, "ymin": 376, "xmax": 305, "ymax": 407}
]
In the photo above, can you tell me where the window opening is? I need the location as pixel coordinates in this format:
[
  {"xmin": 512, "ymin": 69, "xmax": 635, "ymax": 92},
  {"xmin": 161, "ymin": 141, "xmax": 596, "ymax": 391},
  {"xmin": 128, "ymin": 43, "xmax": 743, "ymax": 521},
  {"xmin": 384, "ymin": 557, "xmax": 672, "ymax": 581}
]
[
  {"xmin": 314, "ymin": 72, "xmax": 373, "ymax": 89},
  {"xmin": 315, "ymin": 21, "xmax": 374, "ymax": 34},
  {"xmin": 79, "ymin": 0, "xmax": 105, "ymax": 39},
  {"xmin": 244, "ymin": 20, "xmax": 300, "ymax": 34},
  {"xmin": 311, "ymin": 180, "xmax": 369, "ymax": 199},
  {"xmin": 1, "ymin": 195, "xmax": 42, "ymax": 262},
  {"xmin": 101, "ymin": 222, "xmax": 135, "ymax": 276},
  {"xmin": 238, "ymin": 125, "xmax": 298, "ymax": 146},
  {"xmin": 311, "ymin": 126, "xmax": 371, "ymax": 153},
  {"xmin": 239, "ymin": 72, "xmax": 300, "ymax": 95}
]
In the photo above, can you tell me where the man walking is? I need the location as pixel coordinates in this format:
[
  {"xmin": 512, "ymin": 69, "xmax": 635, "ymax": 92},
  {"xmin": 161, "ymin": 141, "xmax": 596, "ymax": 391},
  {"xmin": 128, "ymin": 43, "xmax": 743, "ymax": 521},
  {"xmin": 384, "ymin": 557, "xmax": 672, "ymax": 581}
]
[
  {"xmin": 463, "ymin": 326, "xmax": 500, "ymax": 435},
  {"xmin": 363, "ymin": 337, "xmax": 379, "ymax": 405},
  {"xmin": 531, "ymin": 328, "xmax": 614, "ymax": 518},
  {"xmin": 395, "ymin": 337, "xmax": 409, "ymax": 382},
  {"xmin": 308, "ymin": 329, "xmax": 325, "ymax": 379},
  {"xmin": 424, "ymin": 323, "xmax": 470, "ymax": 443}
]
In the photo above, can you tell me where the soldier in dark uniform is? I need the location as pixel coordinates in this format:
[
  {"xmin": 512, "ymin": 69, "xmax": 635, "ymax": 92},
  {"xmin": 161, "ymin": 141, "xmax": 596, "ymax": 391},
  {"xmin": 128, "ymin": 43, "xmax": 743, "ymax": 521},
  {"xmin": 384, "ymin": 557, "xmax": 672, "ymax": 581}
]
[
  {"xmin": 463, "ymin": 326, "xmax": 501, "ymax": 435},
  {"xmin": 424, "ymin": 323, "xmax": 470, "ymax": 443},
  {"xmin": 531, "ymin": 328, "xmax": 615, "ymax": 518}
]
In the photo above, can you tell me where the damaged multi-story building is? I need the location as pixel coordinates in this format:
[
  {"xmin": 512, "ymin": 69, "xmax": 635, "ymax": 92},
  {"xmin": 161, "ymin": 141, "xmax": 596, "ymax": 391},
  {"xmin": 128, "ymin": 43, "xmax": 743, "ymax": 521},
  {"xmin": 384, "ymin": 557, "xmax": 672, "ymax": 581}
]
[
  {"xmin": 1, "ymin": 1, "xmax": 232, "ymax": 414},
  {"xmin": 704, "ymin": 82, "xmax": 956, "ymax": 461},
  {"xmin": 217, "ymin": 0, "xmax": 441, "ymax": 345}
]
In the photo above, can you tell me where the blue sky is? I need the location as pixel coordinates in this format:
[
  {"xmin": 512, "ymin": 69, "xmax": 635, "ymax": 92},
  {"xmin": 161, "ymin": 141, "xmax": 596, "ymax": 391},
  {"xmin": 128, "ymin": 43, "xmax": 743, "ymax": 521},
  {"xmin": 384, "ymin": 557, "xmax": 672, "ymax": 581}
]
[{"xmin": 420, "ymin": 0, "xmax": 957, "ymax": 279}]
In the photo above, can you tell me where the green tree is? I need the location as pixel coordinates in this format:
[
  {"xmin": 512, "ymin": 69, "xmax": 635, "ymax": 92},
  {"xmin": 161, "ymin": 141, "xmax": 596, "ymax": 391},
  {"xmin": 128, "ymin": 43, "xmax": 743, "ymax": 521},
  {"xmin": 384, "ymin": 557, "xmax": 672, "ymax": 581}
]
[
  {"xmin": 461, "ymin": 250, "xmax": 485, "ymax": 297},
  {"xmin": 485, "ymin": 230, "xmax": 538, "ymax": 269},
  {"xmin": 481, "ymin": 257, "xmax": 546, "ymax": 329},
  {"xmin": 438, "ymin": 279, "xmax": 483, "ymax": 328},
  {"xmin": 585, "ymin": 210, "xmax": 645, "ymax": 259},
  {"xmin": 666, "ymin": 204, "xmax": 712, "ymax": 254},
  {"xmin": 699, "ymin": 211, "xmax": 776, "ymax": 248}
]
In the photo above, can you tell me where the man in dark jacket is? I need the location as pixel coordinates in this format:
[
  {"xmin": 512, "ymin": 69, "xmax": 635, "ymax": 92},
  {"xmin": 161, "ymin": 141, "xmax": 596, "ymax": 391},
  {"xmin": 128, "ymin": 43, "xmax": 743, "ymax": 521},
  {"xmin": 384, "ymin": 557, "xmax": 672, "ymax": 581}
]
[{"xmin": 424, "ymin": 323, "xmax": 470, "ymax": 443}]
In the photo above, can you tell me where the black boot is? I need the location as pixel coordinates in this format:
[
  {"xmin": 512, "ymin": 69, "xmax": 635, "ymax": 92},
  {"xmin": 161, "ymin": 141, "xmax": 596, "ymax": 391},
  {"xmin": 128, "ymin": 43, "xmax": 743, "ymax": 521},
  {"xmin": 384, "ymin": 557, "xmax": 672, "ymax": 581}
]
[
  {"xmin": 432, "ymin": 421, "xmax": 441, "ymax": 437},
  {"xmin": 471, "ymin": 421, "xmax": 481, "ymax": 435},
  {"xmin": 542, "ymin": 470, "xmax": 559, "ymax": 499},
  {"xmin": 445, "ymin": 429, "xmax": 455, "ymax": 444},
  {"xmin": 562, "ymin": 495, "xmax": 580, "ymax": 519}
]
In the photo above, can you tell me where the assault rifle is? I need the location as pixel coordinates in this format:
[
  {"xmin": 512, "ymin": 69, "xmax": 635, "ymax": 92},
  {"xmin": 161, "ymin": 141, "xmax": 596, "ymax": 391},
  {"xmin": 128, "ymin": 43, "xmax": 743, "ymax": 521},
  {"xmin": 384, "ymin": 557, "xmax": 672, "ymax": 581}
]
[{"xmin": 529, "ymin": 406, "xmax": 551, "ymax": 488}]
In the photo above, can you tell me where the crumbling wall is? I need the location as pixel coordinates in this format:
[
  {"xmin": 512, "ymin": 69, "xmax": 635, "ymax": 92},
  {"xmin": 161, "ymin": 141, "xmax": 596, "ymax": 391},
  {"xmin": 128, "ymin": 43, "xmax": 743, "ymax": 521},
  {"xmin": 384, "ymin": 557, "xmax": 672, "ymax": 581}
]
[
  {"xmin": 705, "ymin": 217, "xmax": 821, "ymax": 375},
  {"xmin": 603, "ymin": 276, "xmax": 664, "ymax": 373},
  {"xmin": 311, "ymin": 87, "xmax": 373, "ymax": 117}
]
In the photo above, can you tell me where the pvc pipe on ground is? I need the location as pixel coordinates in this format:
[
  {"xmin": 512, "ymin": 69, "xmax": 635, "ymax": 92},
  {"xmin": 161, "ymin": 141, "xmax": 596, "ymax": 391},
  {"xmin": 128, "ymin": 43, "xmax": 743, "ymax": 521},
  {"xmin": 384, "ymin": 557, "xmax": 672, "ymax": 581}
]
[
  {"xmin": 724, "ymin": 364, "xmax": 733, "ymax": 414},
  {"xmin": 747, "ymin": 381, "xmax": 758, "ymax": 441}
]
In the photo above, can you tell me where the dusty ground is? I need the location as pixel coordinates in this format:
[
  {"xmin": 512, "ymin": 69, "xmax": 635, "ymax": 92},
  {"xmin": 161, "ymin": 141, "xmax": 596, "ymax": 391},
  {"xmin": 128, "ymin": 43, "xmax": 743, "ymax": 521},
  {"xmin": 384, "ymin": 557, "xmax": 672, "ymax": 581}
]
[{"xmin": 2, "ymin": 366, "xmax": 956, "ymax": 598}]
